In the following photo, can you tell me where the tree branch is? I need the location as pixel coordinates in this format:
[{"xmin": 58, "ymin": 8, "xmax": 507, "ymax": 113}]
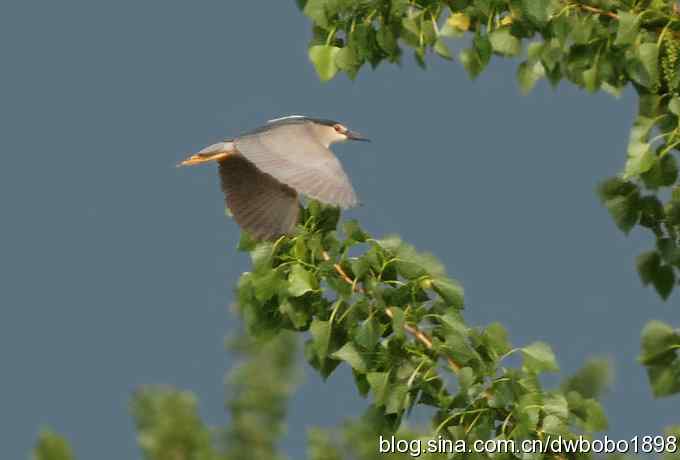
[{"xmin": 321, "ymin": 250, "xmax": 462, "ymax": 373}]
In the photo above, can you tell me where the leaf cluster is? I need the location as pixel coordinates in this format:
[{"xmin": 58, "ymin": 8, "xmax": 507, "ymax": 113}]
[
  {"xmin": 235, "ymin": 201, "xmax": 609, "ymax": 452},
  {"xmin": 298, "ymin": 0, "xmax": 680, "ymax": 300},
  {"xmin": 639, "ymin": 319, "xmax": 680, "ymax": 397}
]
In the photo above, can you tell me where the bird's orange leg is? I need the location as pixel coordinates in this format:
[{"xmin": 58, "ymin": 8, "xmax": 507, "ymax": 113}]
[
  {"xmin": 178, "ymin": 141, "xmax": 236, "ymax": 167},
  {"xmin": 178, "ymin": 151, "xmax": 231, "ymax": 167}
]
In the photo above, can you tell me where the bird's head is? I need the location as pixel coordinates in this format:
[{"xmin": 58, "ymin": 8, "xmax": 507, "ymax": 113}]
[{"xmin": 312, "ymin": 119, "xmax": 370, "ymax": 146}]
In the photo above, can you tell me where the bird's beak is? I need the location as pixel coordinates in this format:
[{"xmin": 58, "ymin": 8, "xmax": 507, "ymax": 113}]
[{"xmin": 346, "ymin": 130, "xmax": 370, "ymax": 142}]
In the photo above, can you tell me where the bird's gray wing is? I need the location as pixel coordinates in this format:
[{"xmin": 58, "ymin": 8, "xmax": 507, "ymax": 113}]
[
  {"xmin": 218, "ymin": 154, "xmax": 300, "ymax": 240},
  {"xmin": 234, "ymin": 122, "xmax": 358, "ymax": 208}
]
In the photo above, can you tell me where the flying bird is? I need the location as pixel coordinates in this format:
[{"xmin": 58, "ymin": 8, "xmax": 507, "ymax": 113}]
[{"xmin": 179, "ymin": 115, "xmax": 369, "ymax": 240}]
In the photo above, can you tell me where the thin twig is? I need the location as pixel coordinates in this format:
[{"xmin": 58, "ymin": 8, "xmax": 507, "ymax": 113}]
[
  {"xmin": 575, "ymin": 3, "xmax": 619, "ymax": 19},
  {"xmin": 320, "ymin": 250, "xmax": 461, "ymax": 373}
]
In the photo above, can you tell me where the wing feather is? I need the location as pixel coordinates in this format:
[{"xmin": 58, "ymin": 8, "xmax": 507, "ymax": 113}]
[
  {"xmin": 234, "ymin": 121, "xmax": 358, "ymax": 208},
  {"xmin": 218, "ymin": 154, "xmax": 300, "ymax": 240}
]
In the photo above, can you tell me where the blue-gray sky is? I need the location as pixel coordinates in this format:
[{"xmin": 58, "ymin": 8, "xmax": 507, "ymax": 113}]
[{"xmin": 1, "ymin": 1, "xmax": 678, "ymax": 459}]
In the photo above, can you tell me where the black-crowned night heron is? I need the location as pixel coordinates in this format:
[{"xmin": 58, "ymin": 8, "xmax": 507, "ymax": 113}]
[{"xmin": 179, "ymin": 115, "xmax": 369, "ymax": 240}]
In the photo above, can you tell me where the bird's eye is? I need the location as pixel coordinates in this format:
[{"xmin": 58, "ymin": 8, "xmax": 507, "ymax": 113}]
[{"xmin": 334, "ymin": 124, "xmax": 345, "ymax": 133}]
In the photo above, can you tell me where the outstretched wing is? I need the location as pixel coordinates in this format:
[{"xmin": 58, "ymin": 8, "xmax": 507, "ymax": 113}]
[
  {"xmin": 234, "ymin": 120, "xmax": 358, "ymax": 208},
  {"xmin": 218, "ymin": 154, "xmax": 300, "ymax": 240}
]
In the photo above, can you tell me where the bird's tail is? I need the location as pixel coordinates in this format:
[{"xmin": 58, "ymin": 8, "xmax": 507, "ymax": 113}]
[{"xmin": 177, "ymin": 140, "xmax": 235, "ymax": 167}]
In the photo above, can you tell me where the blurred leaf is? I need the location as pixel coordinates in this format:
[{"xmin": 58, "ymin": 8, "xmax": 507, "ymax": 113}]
[
  {"xmin": 521, "ymin": 0, "xmax": 553, "ymax": 26},
  {"xmin": 522, "ymin": 341, "xmax": 559, "ymax": 373},
  {"xmin": 33, "ymin": 431, "xmax": 74, "ymax": 460},
  {"xmin": 311, "ymin": 318, "xmax": 332, "ymax": 359},
  {"xmin": 288, "ymin": 264, "xmax": 316, "ymax": 297},
  {"xmin": 332, "ymin": 342, "xmax": 368, "ymax": 372},
  {"xmin": 131, "ymin": 387, "xmax": 218, "ymax": 460},
  {"xmin": 640, "ymin": 321, "xmax": 680, "ymax": 396},
  {"xmin": 489, "ymin": 28, "xmax": 521, "ymax": 56},
  {"xmin": 367, "ymin": 371, "xmax": 390, "ymax": 406},
  {"xmin": 431, "ymin": 277, "xmax": 464, "ymax": 309},
  {"xmin": 561, "ymin": 357, "xmax": 612, "ymax": 399},
  {"xmin": 517, "ymin": 60, "xmax": 544, "ymax": 94},
  {"xmin": 615, "ymin": 11, "xmax": 639, "ymax": 46},
  {"xmin": 637, "ymin": 251, "xmax": 675, "ymax": 299},
  {"xmin": 356, "ymin": 316, "xmax": 383, "ymax": 350},
  {"xmin": 434, "ymin": 39, "xmax": 453, "ymax": 60},
  {"xmin": 624, "ymin": 141, "xmax": 655, "ymax": 179},
  {"xmin": 309, "ymin": 45, "xmax": 342, "ymax": 81}
]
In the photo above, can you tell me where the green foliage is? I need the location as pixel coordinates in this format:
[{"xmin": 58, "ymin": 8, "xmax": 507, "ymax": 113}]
[
  {"xmin": 640, "ymin": 320, "xmax": 680, "ymax": 397},
  {"xmin": 131, "ymin": 387, "xmax": 224, "ymax": 460},
  {"xmin": 235, "ymin": 202, "xmax": 609, "ymax": 449},
  {"xmin": 32, "ymin": 431, "xmax": 75, "ymax": 460},
  {"xmin": 122, "ymin": 329, "xmax": 299, "ymax": 460},
  {"xmin": 308, "ymin": 416, "xmax": 441, "ymax": 460},
  {"xmin": 222, "ymin": 330, "xmax": 299, "ymax": 460},
  {"xmin": 561, "ymin": 357, "xmax": 612, "ymax": 399},
  {"xmin": 297, "ymin": 0, "xmax": 680, "ymax": 300}
]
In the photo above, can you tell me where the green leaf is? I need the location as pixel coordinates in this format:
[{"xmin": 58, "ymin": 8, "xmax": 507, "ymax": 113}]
[
  {"xmin": 628, "ymin": 43, "xmax": 660, "ymax": 88},
  {"xmin": 414, "ymin": 48, "xmax": 427, "ymax": 69},
  {"xmin": 389, "ymin": 306, "xmax": 405, "ymax": 340},
  {"xmin": 669, "ymin": 96, "xmax": 680, "ymax": 116},
  {"xmin": 642, "ymin": 153, "xmax": 679, "ymax": 188},
  {"xmin": 310, "ymin": 318, "xmax": 331, "ymax": 359},
  {"xmin": 637, "ymin": 251, "xmax": 676, "ymax": 299},
  {"xmin": 624, "ymin": 141, "xmax": 655, "ymax": 179},
  {"xmin": 653, "ymin": 265, "xmax": 675, "ymax": 300},
  {"xmin": 377, "ymin": 235, "xmax": 446, "ymax": 277},
  {"xmin": 288, "ymin": 264, "xmax": 316, "ymax": 297},
  {"xmin": 541, "ymin": 414, "xmax": 566, "ymax": 434},
  {"xmin": 615, "ymin": 11, "xmax": 639, "ymax": 46},
  {"xmin": 335, "ymin": 46, "xmax": 361, "ymax": 79},
  {"xmin": 521, "ymin": 0, "xmax": 553, "ymax": 26},
  {"xmin": 385, "ymin": 383, "xmax": 408, "ymax": 414},
  {"xmin": 434, "ymin": 39, "xmax": 453, "ymax": 60},
  {"xmin": 522, "ymin": 341, "xmax": 559, "ymax": 373},
  {"xmin": 517, "ymin": 60, "xmax": 544, "ymax": 94},
  {"xmin": 252, "ymin": 269, "xmax": 283, "ymax": 302},
  {"xmin": 279, "ymin": 298, "xmax": 311, "ymax": 329},
  {"xmin": 460, "ymin": 48, "xmax": 482, "ymax": 78},
  {"xmin": 543, "ymin": 393, "xmax": 569, "ymax": 419},
  {"xmin": 431, "ymin": 277, "xmax": 464, "ymax": 309},
  {"xmin": 459, "ymin": 366, "xmax": 476, "ymax": 388},
  {"xmin": 367, "ymin": 371, "xmax": 390, "ymax": 405},
  {"xmin": 646, "ymin": 359, "xmax": 680, "ymax": 397},
  {"xmin": 640, "ymin": 320, "xmax": 680, "ymax": 396},
  {"xmin": 583, "ymin": 65, "xmax": 599, "ymax": 92},
  {"xmin": 658, "ymin": 238, "xmax": 680, "ymax": 266},
  {"xmin": 250, "ymin": 242, "xmax": 273, "ymax": 272},
  {"xmin": 376, "ymin": 26, "xmax": 399, "ymax": 56},
  {"xmin": 640, "ymin": 320, "xmax": 680, "ymax": 363},
  {"xmin": 309, "ymin": 45, "xmax": 342, "ymax": 81},
  {"xmin": 561, "ymin": 357, "xmax": 612, "ymax": 399},
  {"xmin": 489, "ymin": 28, "xmax": 521, "ymax": 56},
  {"xmin": 303, "ymin": 0, "xmax": 336, "ymax": 28},
  {"xmin": 33, "ymin": 431, "xmax": 75, "ymax": 460},
  {"xmin": 580, "ymin": 399, "xmax": 608, "ymax": 431},
  {"xmin": 639, "ymin": 43, "xmax": 660, "ymax": 86},
  {"xmin": 597, "ymin": 176, "xmax": 637, "ymax": 202},
  {"xmin": 343, "ymin": 219, "xmax": 368, "ymax": 242},
  {"xmin": 603, "ymin": 193, "xmax": 640, "ymax": 234},
  {"xmin": 355, "ymin": 316, "xmax": 383, "ymax": 350},
  {"xmin": 570, "ymin": 17, "xmax": 594, "ymax": 45},
  {"xmin": 350, "ymin": 257, "xmax": 371, "ymax": 281},
  {"xmin": 332, "ymin": 342, "xmax": 368, "ymax": 372},
  {"xmin": 483, "ymin": 322, "xmax": 512, "ymax": 356}
]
